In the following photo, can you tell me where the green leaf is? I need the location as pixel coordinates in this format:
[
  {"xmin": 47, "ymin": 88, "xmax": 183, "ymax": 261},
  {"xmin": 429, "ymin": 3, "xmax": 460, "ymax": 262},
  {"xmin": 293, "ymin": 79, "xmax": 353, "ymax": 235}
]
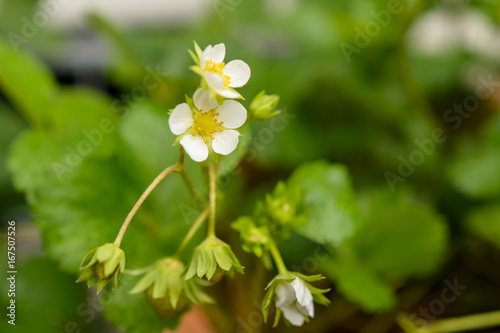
[
  {"xmin": 102, "ymin": 275, "xmax": 179, "ymax": 333},
  {"xmin": 352, "ymin": 188, "xmax": 448, "ymax": 277},
  {"xmin": 7, "ymin": 130, "xmax": 66, "ymax": 195},
  {"xmin": 0, "ymin": 256, "xmax": 87, "ymax": 332},
  {"xmin": 322, "ymin": 254, "xmax": 395, "ymax": 312},
  {"xmin": 448, "ymin": 144, "xmax": 500, "ymax": 199},
  {"xmin": 0, "ymin": 38, "xmax": 57, "ymax": 127},
  {"xmin": 48, "ymin": 88, "xmax": 119, "ymax": 143},
  {"xmin": 287, "ymin": 161, "xmax": 361, "ymax": 246},
  {"xmin": 466, "ymin": 203, "xmax": 500, "ymax": 250}
]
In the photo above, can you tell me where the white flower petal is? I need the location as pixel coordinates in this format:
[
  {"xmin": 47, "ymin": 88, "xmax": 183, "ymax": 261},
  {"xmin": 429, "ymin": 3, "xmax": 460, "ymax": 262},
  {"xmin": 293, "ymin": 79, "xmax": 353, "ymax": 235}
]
[
  {"xmin": 200, "ymin": 45, "xmax": 213, "ymax": 66},
  {"xmin": 223, "ymin": 60, "xmax": 251, "ymax": 88},
  {"xmin": 216, "ymin": 88, "xmax": 242, "ymax": 99},
  {"xmin": 297, "ymin": 302, "xmax": 315, "ymax": 318},
  {"xmin": 216, "ymin": 100, "xmax": 247, "ymax": 129},
  {"xmin": 275, "ymin": 282, "xmax": 296, "ymax": 308},
  {"xmin": 180, "ymin": 135, "xmax": 209, "ymax": 162},
  {"xmin": 205, "ymin": 72, "xmax": 224, "ymax": 91},
  {"xmin": 193, "ymin": 88, "xmax": 218, "ymax": 112},
  {"xmin": 290, "ymin": 278, "xmax": 314, "ymax": 317},
  {"xmin": 280, "ymin": 304, "xmax": 305, "ymax": 327},
  {"xmin": 212, "ymin": 130, "xmax": 240, "ymax": 155},
  {"xmin": 207, "ymin": 43, "xmax": 226, "ymax": 64},
  {"xmin": 169, "ymin": 103, "xmax": 193, "ymax": 135}
]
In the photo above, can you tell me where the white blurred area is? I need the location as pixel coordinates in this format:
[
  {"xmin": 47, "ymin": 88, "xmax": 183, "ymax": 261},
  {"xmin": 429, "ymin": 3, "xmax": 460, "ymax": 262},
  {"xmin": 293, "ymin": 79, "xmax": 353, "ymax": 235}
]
[
  {"xmin": 43, "ymin": 0, "xmax": 211, "ymax": 29},
  {"xmin": 406, "ymin": 6, "xmax": 500, "ymax": 60}
]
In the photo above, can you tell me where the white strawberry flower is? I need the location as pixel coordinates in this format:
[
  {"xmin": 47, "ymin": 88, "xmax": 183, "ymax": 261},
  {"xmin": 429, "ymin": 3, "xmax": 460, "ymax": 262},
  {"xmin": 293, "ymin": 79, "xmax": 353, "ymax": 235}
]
[
  {"xmin": 274, "ymin": 277, "xmax": 315, "ymax": 326},
  {"xmin": 191, "ymin": 42, "xmax": 251, "ymax": 99},
  {"xmin": 169, "ymin": 88, "xmax": 247, "ymax": 162}
]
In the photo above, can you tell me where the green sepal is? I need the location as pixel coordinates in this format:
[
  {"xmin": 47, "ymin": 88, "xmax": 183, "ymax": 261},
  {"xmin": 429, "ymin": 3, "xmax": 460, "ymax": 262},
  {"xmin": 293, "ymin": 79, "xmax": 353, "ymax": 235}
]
[
  {"xmin": 295, "ymin": 272, "xmax": 326, "ymax": 282},
  {"xmin": 87, "ymin": 275, "xmax": 99, "ymax": 288},
  {"xmin": 76, "ymin": 267, "xmax": 94, "ymax": 283},
  {"xmin": 193, "ymin": 41, "xmax": 203, "ymax": 59},
  {"xmin": 189, "ymin": 65, "xmax": 204, "ymax": 77},
  {"xmin": 312, "ymin": 293, "xmax": 331, "ymax": 306},
  {"xmin": 273, "ymin": 309, "xmax": 281, "ymax": 328},
  {"xmin": 206, "ymin": 249, "xmax": 217, "ymax": 280},
  {"xmin": 213, "ymin": 245, "xmax": 232, "ymax": 271},
  {"xmin": 130, "ymin": 270, "xmax": 158, "ymax": 294},
  {"xmin": 262, "ymin": 284, "xmax": 276, "ymax": 322},
  {"xmin": 96, "ymin": 278, "xmax": 109, "ymax": 293},
  {"xmin": 184, "ymin": 251, "xmax": 198, "ymax": 280},
  {"xmin": 169, "ymin": 274, "xmax": 183, "ymax": 308},
  {"xmin": 152, "ymin": 267, "xmax": 168, "ymax": 298},
  {"xmin": 95, "ymin": 243, "xmax": 116, "ymax": 262},
  {"xmin": 197, "ymin": 247, "xmax": 209, "ymax": 278},
  {"xmin": 188, "ymin": 49, "xmax": 199, "ymax": 66},
  {"xmin": 80, "ymin": 248, "xmax": 97, "ymax": 269}
]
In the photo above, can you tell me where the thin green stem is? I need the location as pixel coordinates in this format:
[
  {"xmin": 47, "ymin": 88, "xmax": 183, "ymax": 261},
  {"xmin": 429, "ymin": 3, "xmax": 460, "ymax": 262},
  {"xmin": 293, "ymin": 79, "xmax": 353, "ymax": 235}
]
[
  {"xmin": 176, "ymin": 146, "xmax": 205, "ymax": 206},
  {"xmin": 174, "ymin": 206, "xmax": 210, "ymax": 258},
  {"xmin": 179, "ymin": 167, "xmax": 204, "ymax": 206},
  {"xmin": 429, "ymin": 310, "xmax": 500, "ymax": 333},
  {"xmin": 114, "ymin": 164, "xmax": 179, "ymax": 247},
  {"xmin": 269, "ymin": 240, "xmax": 288, "ymax": 275},
  {"xmin": 123, "ymin": 265, "xmax": 154, "ymax": 276},
  {"xmin": 208, "ymin": 163, "xmax": 217, "ymax": 237}
]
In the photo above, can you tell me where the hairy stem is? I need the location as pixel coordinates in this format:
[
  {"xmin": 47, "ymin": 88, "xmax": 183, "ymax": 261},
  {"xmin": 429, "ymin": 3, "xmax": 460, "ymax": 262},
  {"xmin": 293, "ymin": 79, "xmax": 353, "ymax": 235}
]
[
  {"xmin": 269, "ymin": 240, "xmax": 288, "ymax": 275},
  {"xmin": 430, "ymin": 310, "xmax": 500, "ymax": 332},
  {"xmin": 114, "ymin": 164, "xmax": 178, "ymax": 247},
  {"xmin": 174, "ymin": 206, "xmax": 210, "ymax": 257},
  {"xmin": 208, "ymin": 162, "xmax": 217, "ymax": 237}
]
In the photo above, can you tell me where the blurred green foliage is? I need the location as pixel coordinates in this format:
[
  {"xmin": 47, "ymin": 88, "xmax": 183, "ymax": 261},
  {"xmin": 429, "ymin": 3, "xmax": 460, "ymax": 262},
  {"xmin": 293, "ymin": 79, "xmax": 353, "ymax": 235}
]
[{"xmin": 1, "ymin": 0, "xmax": 500, "ymax": 332}]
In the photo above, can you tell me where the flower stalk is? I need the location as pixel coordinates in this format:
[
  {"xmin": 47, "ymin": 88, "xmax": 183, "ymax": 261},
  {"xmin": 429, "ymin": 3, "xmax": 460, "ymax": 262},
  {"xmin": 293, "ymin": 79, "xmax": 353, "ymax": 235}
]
[
  {"xmin": 269, "ymin": 239, "xmax": 288, "ymax": 275},
  {"xmin": 114, "ymin": 164, "xmax": 179, "ymax": 247},
  {"xmin": 208, "ymin": 162, "xmax": 217, "ymax": 237},
  {"xmin": 174, "ymin": 206, "xmax": 210, "ymax": 258}
]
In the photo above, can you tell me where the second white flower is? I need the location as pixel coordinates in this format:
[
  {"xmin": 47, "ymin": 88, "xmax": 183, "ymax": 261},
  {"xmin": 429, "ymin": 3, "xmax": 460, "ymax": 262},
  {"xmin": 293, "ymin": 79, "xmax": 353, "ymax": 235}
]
[{"xmin": 169, "ymin": 88, "xmax": 247, "ymax": 162}]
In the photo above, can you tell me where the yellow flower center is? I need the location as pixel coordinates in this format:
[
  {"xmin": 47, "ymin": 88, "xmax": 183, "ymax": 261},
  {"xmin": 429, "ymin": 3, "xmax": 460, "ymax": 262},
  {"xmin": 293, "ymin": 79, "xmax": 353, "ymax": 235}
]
[
  {"xmin": 191, "ymin": 109, "xmax": 224, "ymax": 142},
  {"xmin": 204, "ymin": 60, "xmax": 231, "ymax": 86}
]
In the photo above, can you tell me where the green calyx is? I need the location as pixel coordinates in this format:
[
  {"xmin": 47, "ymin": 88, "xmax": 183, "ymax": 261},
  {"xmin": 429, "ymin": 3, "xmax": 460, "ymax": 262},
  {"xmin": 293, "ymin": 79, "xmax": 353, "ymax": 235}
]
[
  {"xmin": 232, "ymin": 216, "xmax": 273, "ymax": 269},
  {"xmin": 185, "ymin": 236, "xmax": 244, "ymax": 282},
  {"xmin": 76, "ymin": 243, "xmax": 125, "ymax": 292},
  {"xmin": 262, "ymin": 273, "xmax": 330, "ymax": 325},
  {"xmin": 129, "ymin": 257, "xmax": 213, "ymax": 320},
  {"xmin": 249, "ymin": 90, "xmax": 281, "ymax": 120}
]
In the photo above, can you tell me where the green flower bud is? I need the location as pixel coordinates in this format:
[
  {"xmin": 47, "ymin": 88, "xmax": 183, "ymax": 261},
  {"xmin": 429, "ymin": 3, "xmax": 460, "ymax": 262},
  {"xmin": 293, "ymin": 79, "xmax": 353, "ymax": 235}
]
[
  {"xmin": 185, "ymin": 236, "xmax": 244, "ymax": 282},
  {"xmin": 232, "ymin": 217, "xmax": 272, "ymax": 269},
  {"xmin": 130, "ymin": 258, "xmax": 213, "ymax": 320},
  {"xmin": 77, "ymin": 243, "xmax": 125, "ymax": 292},
  {"xmin": 250, "ymin": 90, "xmax": 281, "ymax": 120}
]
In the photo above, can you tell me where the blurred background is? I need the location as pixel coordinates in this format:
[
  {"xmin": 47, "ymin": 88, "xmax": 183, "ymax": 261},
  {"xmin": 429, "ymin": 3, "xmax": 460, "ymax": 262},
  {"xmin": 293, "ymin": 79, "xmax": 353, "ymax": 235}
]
[{"xmin": 1, "ymin": 0, "xmax": 500, "ymax": 332}]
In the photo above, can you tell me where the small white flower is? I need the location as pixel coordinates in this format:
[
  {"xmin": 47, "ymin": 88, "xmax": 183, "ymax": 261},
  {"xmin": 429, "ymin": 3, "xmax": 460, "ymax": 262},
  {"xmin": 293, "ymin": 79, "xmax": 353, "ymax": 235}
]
[
  {"xmin": 275, "ymin": 277, "xmax": 314, "ymax": 326},
  {"xmin": 169, "ymin": 88, "xmax": 247, "ymax": 162},
  {"xmin": 193, "ymin": 43, "xmax": 251, "ymax": 99}
]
